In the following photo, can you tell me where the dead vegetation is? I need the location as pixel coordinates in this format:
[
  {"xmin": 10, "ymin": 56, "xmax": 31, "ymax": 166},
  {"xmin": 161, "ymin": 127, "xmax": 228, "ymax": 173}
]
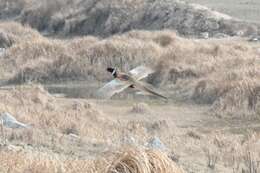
[
  {"xmin": 0, "ymin": 22, "xmax": 41, "ymax": 48},
  {"xmin": 107, "ymin": 147, "xmax": 184, "ymax": 173},
  {"xmin": 130, "ymin": 103, "xmax": 151, "ymax": 114},
  {"xmin": 0, "ymin": 84, "xmax": 112, "ymax": 140},
  {"xmin": 0, "ymin": 146, "xmax": 184, "ymax": 173}
]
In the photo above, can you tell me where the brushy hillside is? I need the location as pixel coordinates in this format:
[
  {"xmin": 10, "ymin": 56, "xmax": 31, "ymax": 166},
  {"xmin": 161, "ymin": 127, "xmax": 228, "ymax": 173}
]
[
  {"xmin": 1, "ymin": 22, "xmax": 260, "ymax": 117},
  {"xmin": 0, "ymin": 0, "xmax": 259, "ymax": 37}
]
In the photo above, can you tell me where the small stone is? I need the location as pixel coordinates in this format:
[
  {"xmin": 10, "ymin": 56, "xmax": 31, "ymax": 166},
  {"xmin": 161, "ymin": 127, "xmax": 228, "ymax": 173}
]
[
  {"xmin": 6, "ymin": 144, "xmax": 23, "ymax": 152},
  {"xmin": 0, "ymin": 48, "xmax": 5, "ymax": 57},
  {"xmin": 122, "ymin": 135, "xmax": 136, "ymax": 145},
  {"xmin": 0, "ymin": 112, "xmax": 29, "ymax": 129},
  {"xmin": 68, "ymin": 133, "xmax": 80, "ymax": 139},
  {"xmin": 200, "ymin": 32, "xmax": 209, "ymax": 39},
  {"xmin": 214, "ymin": 33, "xmax": 229, "ymax": 38},
  {"xmin": 147, "ymin": 136, "xmax": 166, "ymax": 150}
]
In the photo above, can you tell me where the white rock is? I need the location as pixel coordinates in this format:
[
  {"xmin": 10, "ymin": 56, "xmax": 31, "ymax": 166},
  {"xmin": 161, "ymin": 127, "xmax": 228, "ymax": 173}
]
[
  {"xmin": 200, "ymin": 32, "xmax": 209, "ymax": 39},
  {"xmin": 0, "ymin": 112, "xmax": 29, "ymax": 129},
  {"xmin": 146, "ymin": 136, "xmax": 167, "ymax": 150},
  {"xmin": 0, "ymin": 48, "xmax": 5, "ymax": 57}
]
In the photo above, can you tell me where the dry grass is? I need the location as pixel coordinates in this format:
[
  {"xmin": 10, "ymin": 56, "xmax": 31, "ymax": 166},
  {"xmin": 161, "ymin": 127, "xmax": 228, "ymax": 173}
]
[
  {"xmin": 0, "ymin": 84, "xmax": 259, "ymax": 173},
  {"xmin": 107, "ymin": 147, "xmax": 184, "ymax": 173},
  {"xmin": 200, "ymin": 132, "xmax": 260, "ymax": 173},
  {"xmin": 130, "ymin": 103, "xmax": 151, "ymax": 114},
  {"xmin": 0, "ymin": 21, "xmax": 41, "ymax": 47},
  {"xmin": 0, "ymin": 83, "xmax": 183, "ymax": 172},
  {"xmin": 0, "ymin": 146, "xmax": 184, "ymax": 173},
  {"xmin": 0, "ymin": 84, "xmax": 113, "ymax": 141},
  {"xmin": 0, "ymin": 84, "xmax": 186, "ymax": 172},
  {"xmin": 0, "ymin": 85, "xmax": 178, "ymax": 161}
]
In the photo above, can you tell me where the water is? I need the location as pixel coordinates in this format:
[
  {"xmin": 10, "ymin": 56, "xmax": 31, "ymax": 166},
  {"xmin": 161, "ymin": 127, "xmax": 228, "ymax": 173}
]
[
  {"xmin": 44, "ymin": 81, "xmax": 166, "ymax": 102},
  {"xmin": 45, "ymin": 81, "xmax": 101, "ymax": 98}
]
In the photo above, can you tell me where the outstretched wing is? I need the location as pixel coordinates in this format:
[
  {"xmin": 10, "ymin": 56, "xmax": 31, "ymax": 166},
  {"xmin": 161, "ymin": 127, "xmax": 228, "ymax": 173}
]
[
  {"xmin": 97, "ymin": 79, "xmax": 131, "ymax": 99},
  {"xmin": 129, "ymin": 66, "xmax": 154, "ymax": 80}
]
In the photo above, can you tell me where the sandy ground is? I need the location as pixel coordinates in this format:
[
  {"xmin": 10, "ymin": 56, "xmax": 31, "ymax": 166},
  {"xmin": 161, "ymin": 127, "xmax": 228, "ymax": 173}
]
[{"xmin": 182, "ymin": 0, "xmax": 260, "ymax": 23}]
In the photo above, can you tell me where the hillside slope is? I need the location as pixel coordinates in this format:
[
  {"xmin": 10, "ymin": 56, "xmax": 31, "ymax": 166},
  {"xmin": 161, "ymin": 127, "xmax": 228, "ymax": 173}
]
[{"xmin": 0, "ymin": 0, "xmax": 259, "ymax": 37}]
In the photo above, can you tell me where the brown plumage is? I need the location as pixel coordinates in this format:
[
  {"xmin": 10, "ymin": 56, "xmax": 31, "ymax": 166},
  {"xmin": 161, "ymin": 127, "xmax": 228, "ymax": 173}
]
[{"xmin": 98, "ymin": 66, "xmax": 168, "ymax": 100}]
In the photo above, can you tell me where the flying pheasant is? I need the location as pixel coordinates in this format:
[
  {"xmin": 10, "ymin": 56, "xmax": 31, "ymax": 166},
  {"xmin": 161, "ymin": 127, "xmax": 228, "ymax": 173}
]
[{"xmin": 97, "ymin": 66, "xmax": 167, "ymax": 100}]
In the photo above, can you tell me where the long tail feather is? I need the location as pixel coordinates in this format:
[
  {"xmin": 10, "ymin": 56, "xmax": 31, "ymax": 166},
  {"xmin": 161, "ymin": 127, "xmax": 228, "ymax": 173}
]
[{"xmin": 134, "ymin": 81, "xmax": 168, "ymax": 100}]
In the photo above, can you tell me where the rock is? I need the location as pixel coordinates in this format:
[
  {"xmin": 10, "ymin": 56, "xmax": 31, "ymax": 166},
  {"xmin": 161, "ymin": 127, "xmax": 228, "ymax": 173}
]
[
  {"xmin": 248, "ymin": 36, "xmax": 260, "ymax": 42},
  {"xmin": 68, "ymin": 133, "xmax": 80, "ymax": 139},
  {"xmin": 122, "ymin": 135, "xmax": 137, "ymax": 146},
  {"xmin": 213, "ymin": 33, "xmax": 229, "ymax": 38},
  {"xmin": 6, "ymin": 144, "xmax": 23, "ymax": 152},
  {"xmin": 236, "ymin": 30, "xmax": 245, "ymax": 36},
  {"xmin": 200, "ymin": 32, "xmax": 209, "ymax": 39},
  {"xmin": 0, "ymin": 112, "xmax": 29, "ymax": 129},
  {"xmin": 146, "ymin": 136, "xmax": 166, "ymax": 150},
  {"xmin": 0, "ymin": 48, "xmax": 5, "ymax": 57},
  {"xmin": 168, "ymin": 151, "xmax": 180, "ymax": 162}
]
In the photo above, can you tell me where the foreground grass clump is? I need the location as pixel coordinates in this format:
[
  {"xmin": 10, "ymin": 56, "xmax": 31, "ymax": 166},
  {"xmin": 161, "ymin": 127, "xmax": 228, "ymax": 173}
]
[
  {"xmin": 107, "ymin": 147, "xmax": 184, "ymax": 173},
  {"xmin": 0, "ymin": 146, "xmax": 184, "ymax": 173}
]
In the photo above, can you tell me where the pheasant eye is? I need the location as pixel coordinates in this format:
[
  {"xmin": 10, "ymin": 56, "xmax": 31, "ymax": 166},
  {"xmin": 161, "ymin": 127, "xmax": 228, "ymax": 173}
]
[{"xmin": 107, "ymin": 68, "xmax": 112, "ymax": 72}]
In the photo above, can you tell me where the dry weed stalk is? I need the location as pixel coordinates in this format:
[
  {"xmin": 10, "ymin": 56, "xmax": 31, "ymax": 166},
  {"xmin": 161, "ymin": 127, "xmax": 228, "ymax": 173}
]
[{"xmin": 203, "ymin": 146, "xmax": 219, "ymax": 169}]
